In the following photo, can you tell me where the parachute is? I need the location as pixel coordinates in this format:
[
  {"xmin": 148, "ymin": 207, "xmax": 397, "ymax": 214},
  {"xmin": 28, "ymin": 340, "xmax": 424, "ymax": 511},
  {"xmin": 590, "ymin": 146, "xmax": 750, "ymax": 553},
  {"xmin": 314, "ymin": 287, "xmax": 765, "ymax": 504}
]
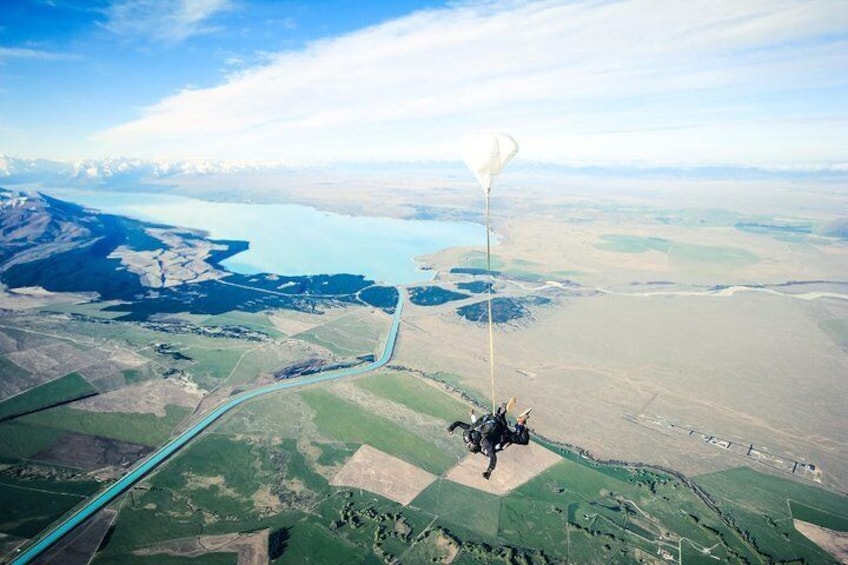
[
  {"xmin": 461, "ymin": 132, "xmax": 518, "ymax": 412},
  {"xmin": 461, "ymin": 132, "xmax": 519, "ymax": 194}
]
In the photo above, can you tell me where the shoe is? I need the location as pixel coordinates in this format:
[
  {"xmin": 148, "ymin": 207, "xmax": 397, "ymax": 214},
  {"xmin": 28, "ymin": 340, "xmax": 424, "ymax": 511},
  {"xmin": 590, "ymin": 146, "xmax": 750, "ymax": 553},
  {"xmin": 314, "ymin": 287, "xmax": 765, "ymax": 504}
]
[{"xmin": 482, "ymin": 470, "xmax": 491, "ymax": 480}]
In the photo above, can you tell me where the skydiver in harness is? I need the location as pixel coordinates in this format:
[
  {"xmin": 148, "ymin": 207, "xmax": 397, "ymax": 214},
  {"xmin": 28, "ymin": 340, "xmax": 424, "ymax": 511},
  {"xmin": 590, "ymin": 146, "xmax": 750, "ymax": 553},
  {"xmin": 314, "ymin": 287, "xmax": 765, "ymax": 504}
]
[{"xmin": 447, "ymin": 402, "xmax": 530, "ymax": 479}]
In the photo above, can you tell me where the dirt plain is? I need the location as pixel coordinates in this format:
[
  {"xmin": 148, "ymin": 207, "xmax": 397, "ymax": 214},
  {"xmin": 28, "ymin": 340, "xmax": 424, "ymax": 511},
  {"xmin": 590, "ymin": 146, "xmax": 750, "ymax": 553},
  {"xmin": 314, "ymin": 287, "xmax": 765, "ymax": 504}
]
[
  {"xmin": 794, "ymin": 520, "xmax": 848, "ymax": 564},
  {"xmin": 330, "ymin": 444, "xmax": 436, "ymax": 506},
  {"xmin": 73, "ymin": 376, "xmax": 204, "ymax": 417},
  {"xmin": 133, "ymin": 530, "xmax": 269, "ymax": 565},
  {"xmin": 444, "ymin": 440, "xmax": 562, "ymax": 495}
]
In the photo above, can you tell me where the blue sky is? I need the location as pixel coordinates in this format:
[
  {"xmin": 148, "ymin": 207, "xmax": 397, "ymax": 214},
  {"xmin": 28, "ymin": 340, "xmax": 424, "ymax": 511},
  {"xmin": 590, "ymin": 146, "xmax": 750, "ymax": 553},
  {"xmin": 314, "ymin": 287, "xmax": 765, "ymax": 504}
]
[{"xmin": 1, "ymin": 0, "xmax": 847, "ymax": 168}]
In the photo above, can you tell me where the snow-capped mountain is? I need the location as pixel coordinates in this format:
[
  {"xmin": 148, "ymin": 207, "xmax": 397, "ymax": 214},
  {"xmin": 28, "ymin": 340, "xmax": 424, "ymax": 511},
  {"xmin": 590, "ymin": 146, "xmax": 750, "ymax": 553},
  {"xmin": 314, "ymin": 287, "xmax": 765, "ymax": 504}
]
[
  {"xmin": 69, "ymin": 157, "xmax": 291, "ymax": 179},
  {"xmin": 0, "ymin": 155, "xmax": 68, "ymax": 181},
  {"xmin": 0, "ymin": 154, "xmax": 292, "ymax": 186}
]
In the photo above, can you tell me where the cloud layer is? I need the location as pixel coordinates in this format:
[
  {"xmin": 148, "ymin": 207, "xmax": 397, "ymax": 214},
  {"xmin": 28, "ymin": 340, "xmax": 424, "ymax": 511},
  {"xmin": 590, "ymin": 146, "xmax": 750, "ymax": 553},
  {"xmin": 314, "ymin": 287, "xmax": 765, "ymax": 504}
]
[
  {"xmin": 101, "ymin": 0, "xmax": 233, "ymax": 44},
  {"xmin": 92, "ymin": 0, "xmax": 848, "ymax": 167}
]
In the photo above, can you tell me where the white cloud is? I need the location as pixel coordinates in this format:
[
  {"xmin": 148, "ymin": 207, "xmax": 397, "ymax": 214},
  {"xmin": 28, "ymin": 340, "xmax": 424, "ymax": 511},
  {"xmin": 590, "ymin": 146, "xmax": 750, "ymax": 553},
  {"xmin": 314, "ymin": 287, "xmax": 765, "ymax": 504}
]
[
  {"xmin": 101, "ymin": 0, "xmax": 233, "ymax": 44},
  {"xmin": 0, "ymin": 47, "xmax": 80, "ymax": 61},
  {"xmin": 92, "ymin": 0, "xmax": 848, "ymax": 167}
]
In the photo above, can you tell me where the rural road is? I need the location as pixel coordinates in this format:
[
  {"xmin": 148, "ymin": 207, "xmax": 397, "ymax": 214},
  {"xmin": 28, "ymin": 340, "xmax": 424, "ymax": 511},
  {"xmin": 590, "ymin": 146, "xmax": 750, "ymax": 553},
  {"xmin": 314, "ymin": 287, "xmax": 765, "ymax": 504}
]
[{"xmin": 9, "ymin": 293, "xmax": 404, "ymax": 565}]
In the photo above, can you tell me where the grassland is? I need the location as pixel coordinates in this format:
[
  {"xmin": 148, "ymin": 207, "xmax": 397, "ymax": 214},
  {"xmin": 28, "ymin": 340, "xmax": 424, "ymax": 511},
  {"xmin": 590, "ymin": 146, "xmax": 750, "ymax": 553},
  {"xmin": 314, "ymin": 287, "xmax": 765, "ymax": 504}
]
[
  {"xmin": 0, "ymin": 372, "xmax": 98, "ymax": 420},
  {"xmin": 0, "ymin": 480, "xmax": 95, "ymax": 538},
  {"xmin": 0, "ymin": 420, "xmax": 68, "ymax": 459},
  {"xmin": 354, "ymin": 371, "xmax": 469, "ymax": 422},
  {"xmin": 17, "ymin": 404, "xmax": 191, "ymax": 447},
  {"xmin": 411, "ymin": 479, "xmax": 502, "ymax": 538},
  {"xmin": 293, "ymin": 310, "xmax": 386, "ymax": 357},
  {"xmin": 0, "ymin": 357, "xmax": 30, "ymax": 382},
  {"xmin": 301, "ymin": 388, "xmax": 454, "ymax": 474},
  {"xmin": 790, "ymin": 501, "xmax": 848, "ymax": 531},
  {"xmin": 694, "ymin": 466, "xmax": 848, "ymax": 562},
  {"xmin": 596, "ymin": 234, "xmax": 759, "ymax": 266},
  {"xmin": 456, "ymin": 250, "xmax": 551, "ymax": 281},
  {"xmin": 35, "ymin": 371, "xmax": 843, "ymax": 565},
  {"xmin": 201, "ymin": 310, "xmax": 286, "ymax": 338},
  {"xmin": 13, "ymin": 311, "xmax": 294, "ymax": 389}
]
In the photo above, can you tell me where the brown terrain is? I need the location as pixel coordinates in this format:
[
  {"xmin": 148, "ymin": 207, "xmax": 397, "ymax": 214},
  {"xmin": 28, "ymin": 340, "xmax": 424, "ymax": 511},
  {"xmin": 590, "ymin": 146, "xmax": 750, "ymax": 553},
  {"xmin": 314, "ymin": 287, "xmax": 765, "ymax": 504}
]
[
  {"xmin": 133, "ymin": 530, "xmax": 269, "ymax": 565},
  {"xmin": 330, "ymin": 444, "xmax": 436, "ymax": 506}
]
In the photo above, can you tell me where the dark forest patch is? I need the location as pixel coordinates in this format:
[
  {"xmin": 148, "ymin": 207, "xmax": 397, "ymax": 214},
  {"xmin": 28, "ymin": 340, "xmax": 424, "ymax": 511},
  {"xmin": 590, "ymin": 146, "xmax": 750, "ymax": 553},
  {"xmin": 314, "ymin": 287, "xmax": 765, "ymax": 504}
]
[
  {"xmin": 408, "ymin": 286, "xmax": 469, "ymax": 306},
  {"xmin": 456, "ymin": 296, "xmax": 551, "ymax": 324},
  {"xmin": 456, "ymin": 280, "xmax": 493, "ymax": 294}
]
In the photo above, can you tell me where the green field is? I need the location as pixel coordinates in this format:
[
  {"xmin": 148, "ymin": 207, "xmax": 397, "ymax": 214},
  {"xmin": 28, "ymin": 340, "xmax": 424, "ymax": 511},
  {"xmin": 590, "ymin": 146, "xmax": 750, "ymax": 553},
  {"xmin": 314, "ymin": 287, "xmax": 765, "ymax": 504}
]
[
  {"xmin": 278, "ymin": 521, "xmax": 378, "ymax": 565},
  {"xmin": 0, "ymin": 459, "xmax": 100, "ymax": 538},
  {"xmin": 0, "ymin": 356, "xmax": 30, "ymax": 381},
  {"xmin": 694, "ymin": 466, "xmax": 848, "ymax": 563},
  {"xmin": 301, "ymin": 389, "xmax": 455, "ymax": 474},
  {"xmin": 596, "ymin": 234, "xmax": 759, "ymax": 266},
  {"xmin": 355, "ymin": 371, "xmax": 469, "ymax": 422},
  {"xmin": 201, "ymin": 310, "xmax": 286, "ymax": 338},
  {"xmin": 412, "ymin": 479, "xmax": 502, "ymax": 538},
  {"xmin": 456, "ymin": 252, "xmax": 551, "ymax": 281},
  {"xmin": 293, "ymin": 312, "xmax": 385, "ymax": 357},
  {"xmin": 75, "ymin": 387, "xmax": 848, "ymax": 565},
  {"xmin": 459, "ymin": 250, "xmax": 506, "ymax": 270},
  {"xmin": 0, "ymin": 372, "xmax": 98, "ymax": 420},
  {"xmin": 17, "ymin": 404, "xmax": 191, "ymax": 447},
  {"xmin": 0, "ymin": 420, "xmax": 68, "ymax": 459},
  {"xmin": 790, "ymin": 500, "xmax": 848, "ymax": 531},
  {"xmin": 5, "ymin": 322, "xmax": 847, "ymax": 564},
  {"xmin": 0, "ymin": 481, "xmax": 92, "ymax": 538}
]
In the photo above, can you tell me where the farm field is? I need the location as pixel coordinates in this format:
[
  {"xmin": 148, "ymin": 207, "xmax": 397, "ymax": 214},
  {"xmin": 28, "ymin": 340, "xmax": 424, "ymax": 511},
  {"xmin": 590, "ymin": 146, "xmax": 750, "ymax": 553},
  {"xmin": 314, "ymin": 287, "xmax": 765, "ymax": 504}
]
[
  {"xmin": 0, "ymin": 300, "xmax": 392, "ymax": 562},
  {"xmin": 12, "ymin": 370, "xmax": 841, "ymax": 564}
]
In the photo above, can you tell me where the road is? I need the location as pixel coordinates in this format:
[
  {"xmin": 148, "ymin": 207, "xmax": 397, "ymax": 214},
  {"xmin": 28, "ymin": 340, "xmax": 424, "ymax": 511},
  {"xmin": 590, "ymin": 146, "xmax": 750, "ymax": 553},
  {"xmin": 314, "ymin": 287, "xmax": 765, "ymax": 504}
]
[{"xmin": 9, "ymin": 293, "xmax": 404, "ymax": 565}]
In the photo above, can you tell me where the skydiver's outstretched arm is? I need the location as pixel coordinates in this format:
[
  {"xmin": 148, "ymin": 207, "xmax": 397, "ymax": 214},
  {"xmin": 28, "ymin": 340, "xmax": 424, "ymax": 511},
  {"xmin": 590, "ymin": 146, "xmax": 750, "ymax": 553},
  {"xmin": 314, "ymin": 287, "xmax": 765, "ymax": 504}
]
[{"xmin": 447, "ymin": 421, "xmax": 471, "ymax": 434}]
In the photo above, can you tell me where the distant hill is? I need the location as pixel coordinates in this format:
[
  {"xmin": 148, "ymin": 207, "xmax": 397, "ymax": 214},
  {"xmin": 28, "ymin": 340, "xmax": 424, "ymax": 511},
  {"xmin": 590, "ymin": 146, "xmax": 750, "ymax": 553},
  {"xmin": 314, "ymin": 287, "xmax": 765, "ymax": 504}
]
[
  {"xmin": 0, "ymin": 188, "xmax": 398, "ymax": 318},
  {"xmin": 0, "ymin": 189, "xmax": 99, "ymax": 267},
  {"xmin": 3, "ymin": 153, "xmax": 847, "ymax": 192}
]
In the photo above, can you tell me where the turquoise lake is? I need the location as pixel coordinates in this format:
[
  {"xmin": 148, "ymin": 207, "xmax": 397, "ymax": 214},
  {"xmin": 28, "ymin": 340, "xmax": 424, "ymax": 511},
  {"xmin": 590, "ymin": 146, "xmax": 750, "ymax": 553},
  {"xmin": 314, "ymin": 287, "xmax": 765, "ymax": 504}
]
[{"xmin": 41, "ymin": 189, "xmax": 484, "ymax": 285}]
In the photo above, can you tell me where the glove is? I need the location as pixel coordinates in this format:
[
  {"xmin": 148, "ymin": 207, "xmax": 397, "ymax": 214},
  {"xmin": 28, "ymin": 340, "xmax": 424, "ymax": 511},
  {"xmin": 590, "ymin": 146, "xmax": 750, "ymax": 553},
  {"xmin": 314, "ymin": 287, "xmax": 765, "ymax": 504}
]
[{"xmin": 482, "ymin": 470, "xmax": 491, "ymax": 480}]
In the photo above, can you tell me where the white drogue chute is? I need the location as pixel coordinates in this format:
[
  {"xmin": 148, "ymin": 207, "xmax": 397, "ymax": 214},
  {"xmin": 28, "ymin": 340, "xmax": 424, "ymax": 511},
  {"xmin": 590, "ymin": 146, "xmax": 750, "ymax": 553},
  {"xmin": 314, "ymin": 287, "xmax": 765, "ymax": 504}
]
[
  {"xmin": 461, "ymin": 132, "xmax": 519, "ymax": 194},
  {"xmin": 460, "ymin": 132, "xmax": 518, "ymax": 413}
]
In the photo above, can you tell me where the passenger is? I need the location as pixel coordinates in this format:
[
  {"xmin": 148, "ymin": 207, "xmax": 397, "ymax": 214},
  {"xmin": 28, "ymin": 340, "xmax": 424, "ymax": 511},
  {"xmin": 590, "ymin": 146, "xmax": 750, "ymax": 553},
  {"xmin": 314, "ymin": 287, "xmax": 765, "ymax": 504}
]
[{"xmin": 448, "ymin": 403, "xmax": 528, "ymax": 480}]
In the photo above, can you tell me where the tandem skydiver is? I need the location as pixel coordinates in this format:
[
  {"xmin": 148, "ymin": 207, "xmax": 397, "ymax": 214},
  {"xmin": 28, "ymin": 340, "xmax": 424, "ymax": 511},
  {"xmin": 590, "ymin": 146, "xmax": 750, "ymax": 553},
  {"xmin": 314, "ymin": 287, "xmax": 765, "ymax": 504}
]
[{"xmin": 447, "ymin": 402, "xmax": 530, "ymax": 479}]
